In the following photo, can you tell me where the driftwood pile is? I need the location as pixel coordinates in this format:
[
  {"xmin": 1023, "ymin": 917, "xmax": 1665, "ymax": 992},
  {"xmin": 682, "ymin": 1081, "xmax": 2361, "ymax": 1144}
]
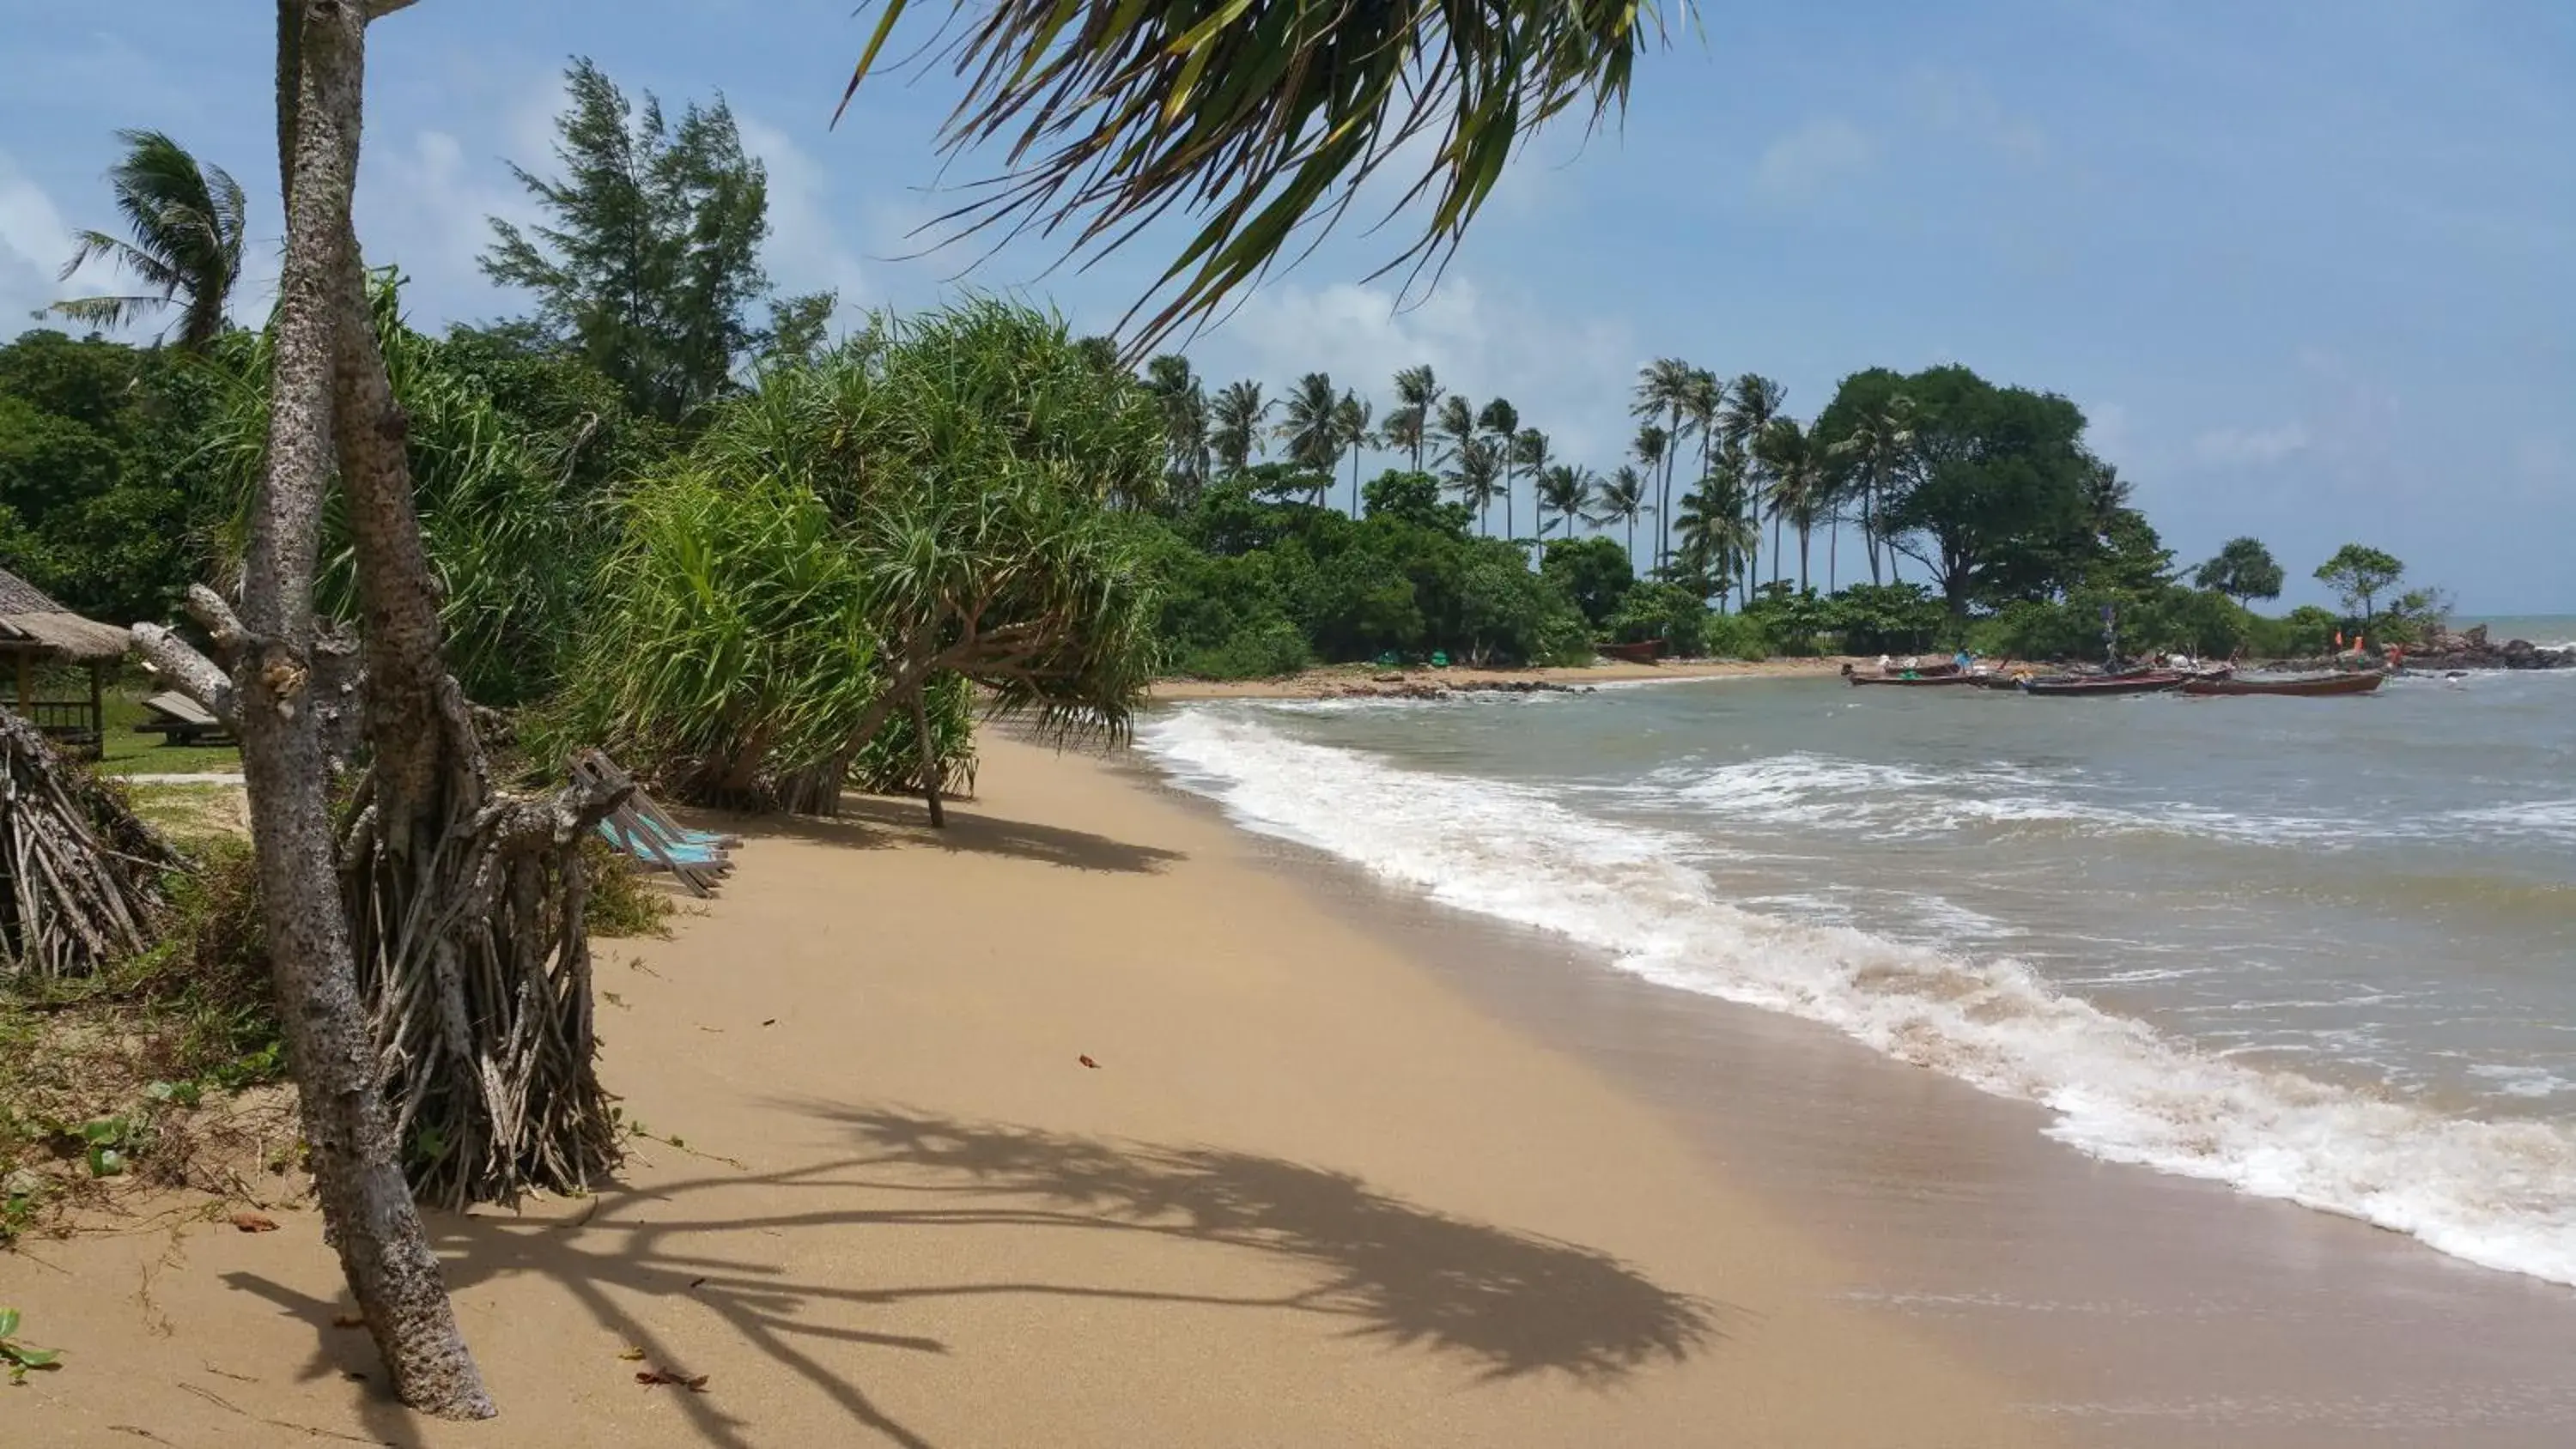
[{"xmin": 0, "ymin": 706, "xmax": 179, "ymax": 979}]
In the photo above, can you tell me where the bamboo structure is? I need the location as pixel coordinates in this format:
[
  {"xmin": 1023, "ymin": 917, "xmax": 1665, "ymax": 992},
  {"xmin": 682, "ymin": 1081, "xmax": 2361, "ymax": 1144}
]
[{"xmin": 0, "ymin": 706, "xmax": 179, "ymax": 979}]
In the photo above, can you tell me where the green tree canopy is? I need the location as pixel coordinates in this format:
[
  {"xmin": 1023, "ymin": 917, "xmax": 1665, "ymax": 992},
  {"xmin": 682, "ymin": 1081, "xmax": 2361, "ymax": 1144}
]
[
  {"xmin": 2193, "ymin": 536, "xmax": 2285, "ymax": 603},
  {"xmin": 1853, "ymin": 364, "xmax": 2096, "ymax": 619},
  {"xmin": 2314, "ymin": 543, "xmax": 2405, "ymax": 623},
  {"xmin": 483, "ymin": 58, "xmax": 829, "ymax": 422}
]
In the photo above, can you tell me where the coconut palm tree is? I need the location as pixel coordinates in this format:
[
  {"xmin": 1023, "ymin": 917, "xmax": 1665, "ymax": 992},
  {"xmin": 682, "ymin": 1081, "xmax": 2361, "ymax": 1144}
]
[
  {"xmin": 1208, "ymin": 379, "xmax": 1270, "ymax": 477},
  {"xmin": 1674, "ymin": 480, "xmax": 1757, "ymax": 607},
  {"xmin": 1631, "ymin": 357, "xmax": 1697, "ymax": 571},
  {"xmin": 1389, "ymin": 365, "xmax": 1441, "ymax": 471},
  {"xmin": 1826, "ymin": 391, "xmax": 1914, "ymax": 585},
  {"xmin": 1334, "ymin": 390, "xmax": 1373, "ymax": 516},
  {"xmin": 1631, "ymin": 421, "xmax": 1668, "ymax": 563},
  {"xmin": 1142, "ymin": 355, "xmax": 1212, "ymax": 506},
  {"xmin": 1433, "ymin": 392, "xmax": 1478, "ymax": 475},
  {"xmin": 1477, "ymin": 397, "xmax": 1520, "ymax": 536},
  {"xmin": 51, "ymin": 129, "xmax": 248, "ymax": 350},
  {"xmin": 1719, "ymin": 374, "xmax": 1785, "ymax": 600},
  {"xmin": 1757, "ymin": 417, "xmax": 1826, "ymax": 591},
  {"xmin": 1590, "ymin": 464, "xmax": 1653, "ymax": 563},
  {"xmin": 1682, "ymin": 367, "xmax": 1727, "ymax": 497},
  {"xmin": 1277, "ymin": 371, "xmax": 1341, "ymax": 502},
  {"xmin": 1535, "ymin": 463, "xmax": 1594, "ymax": 540},
  {"xmin": 1510, "ymin": 427, "xmax": 1552, "ymax": 540},
  {"xmin": 1446, "ymin": 434, "xmax": 1504, "ymax": 531}
]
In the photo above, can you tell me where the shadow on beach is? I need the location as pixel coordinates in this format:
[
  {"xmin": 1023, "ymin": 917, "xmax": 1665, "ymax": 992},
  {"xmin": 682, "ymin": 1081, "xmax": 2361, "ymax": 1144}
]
[
  {"xmin": 227, "ymin": 1105, "xmax": 1718, "ymax": 1448},
  {"xmin": 726, "ymin": 797, "xmax": 1185, "ymax": 876}
]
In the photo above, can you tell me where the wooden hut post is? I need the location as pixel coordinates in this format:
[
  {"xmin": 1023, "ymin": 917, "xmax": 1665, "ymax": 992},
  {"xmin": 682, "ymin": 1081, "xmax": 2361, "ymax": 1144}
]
[
  {"xmin": 14, "ymin": 650, "xmax": 29, "ymax": 713},
  {"xmin": 88, "ymin": 660, "xmax": 105, "ymax": 747}
]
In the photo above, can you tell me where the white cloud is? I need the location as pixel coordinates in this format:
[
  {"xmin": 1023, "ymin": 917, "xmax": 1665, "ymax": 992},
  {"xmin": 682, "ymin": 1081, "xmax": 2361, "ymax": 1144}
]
[
  {"xmin": 737, "ymin": 113, "xmax": 871, "ymax": 325},
  {"xmin": 0, "ymin": 147, "xmax": 124, "ymax": 333},
  {"xmin": 2192, "ymin": 421, "xmax": 2310, "ymax": 465},
  {"xmin": 360, "ymin": 128, "xmax": 531, "ymax": 318},
  {"xmin": 1911, "ymin": 68, "xmax": 2049, "ymax": 165},
  {"xmin": 1753, "ymin": 118, "xmax": 1877, "ymax": 205}
]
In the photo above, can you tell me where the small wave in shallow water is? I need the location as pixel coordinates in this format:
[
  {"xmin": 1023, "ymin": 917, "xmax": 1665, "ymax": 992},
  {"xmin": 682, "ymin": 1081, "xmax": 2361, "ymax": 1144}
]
[{"xmin": 1139, "ymin": 707, "xmax": 2576, "ymax": 1288}]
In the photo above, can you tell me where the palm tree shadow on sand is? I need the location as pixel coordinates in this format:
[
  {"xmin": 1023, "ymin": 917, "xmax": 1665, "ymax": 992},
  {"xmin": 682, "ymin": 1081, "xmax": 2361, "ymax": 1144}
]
[{"xmin": 227, "ymin": 1105, "xmax": 1722, "ymax": 1449}]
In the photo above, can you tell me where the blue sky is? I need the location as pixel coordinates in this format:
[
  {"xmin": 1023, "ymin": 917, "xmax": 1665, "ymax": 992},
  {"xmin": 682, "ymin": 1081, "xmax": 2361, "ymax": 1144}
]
[{"xmin": 3, "ymin": 1, "xmax": 2569, "ymax": 610}]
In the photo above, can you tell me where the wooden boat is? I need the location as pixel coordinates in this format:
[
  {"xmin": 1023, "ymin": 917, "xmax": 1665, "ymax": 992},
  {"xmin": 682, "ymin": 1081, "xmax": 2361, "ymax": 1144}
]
[
  {"xmin": 2181, "ymin": 670, "xmax": 2385, "ymax": 698},
  {"xmin": 2015, "ymin": 671, "xmax": 2186, "ymax": 697},
  {"xmin": 1596, "ymin": 639, "xmax": 1664, "ymax": 664}
]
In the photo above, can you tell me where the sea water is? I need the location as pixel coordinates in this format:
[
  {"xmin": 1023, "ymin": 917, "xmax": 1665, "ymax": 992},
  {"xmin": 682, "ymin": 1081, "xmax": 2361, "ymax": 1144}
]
[{"xmin": 1138, "ymin": 664, "xmax": 2576, "ymax": 1288}]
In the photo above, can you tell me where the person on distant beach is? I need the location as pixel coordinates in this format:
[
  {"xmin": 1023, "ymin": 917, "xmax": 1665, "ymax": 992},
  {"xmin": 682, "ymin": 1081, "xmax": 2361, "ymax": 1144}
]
[
  {"xmin": 1953, "ymin": 649, "xmax": 1972, "ymax": 672},
  {"xmin": 1878, "ymin": 653, "xmax": 1893, "ymax": 673}
]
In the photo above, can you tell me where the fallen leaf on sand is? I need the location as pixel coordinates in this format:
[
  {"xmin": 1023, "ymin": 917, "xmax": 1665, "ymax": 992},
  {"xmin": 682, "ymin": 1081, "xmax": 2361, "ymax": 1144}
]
[
  {"xmin": 636, "ymin": 1368, "xmax": 710, "ymax": 1392},
  {"xmin": 1078, "ymin": 1054, "xmax": 1100, "ymax": 1070},
  {"xmin": 688, "ymin": 1276, "xmax": 708, "ymax": 1290},
  {"xmin": 760, "ymin": 1018, "xmax": 776, "ymax": 1027},
  {"xmin": 617, "ymin": 1348, "xmax": 647, "ymax": 1362},
  {"xmin": 228, "ymin": 1211, "xmax": 280, "ymax": 1234},
  {"xmin": 331, "ymin": 1315, "xmax": 365, "ymax": 1330}
]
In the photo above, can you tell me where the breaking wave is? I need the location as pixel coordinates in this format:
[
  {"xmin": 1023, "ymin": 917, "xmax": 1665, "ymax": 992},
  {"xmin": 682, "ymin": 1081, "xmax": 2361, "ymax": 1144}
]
[{"xmin": 1139, "ymin": 707, "xmax": 2576, "ymax": 1288}]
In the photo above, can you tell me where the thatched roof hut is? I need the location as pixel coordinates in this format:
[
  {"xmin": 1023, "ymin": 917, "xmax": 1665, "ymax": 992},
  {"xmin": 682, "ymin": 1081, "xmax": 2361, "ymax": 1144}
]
[{"xmin": 0, "ymin": 565, "xmax": 131, "ymax": 751}]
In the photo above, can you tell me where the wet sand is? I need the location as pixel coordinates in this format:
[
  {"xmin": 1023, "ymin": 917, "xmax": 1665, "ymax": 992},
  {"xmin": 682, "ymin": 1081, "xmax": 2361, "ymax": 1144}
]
[
  {"xmin": 0, "ymin": 734, "xmax": 2044, "ymax": 1447},
  {"xmin": 1120, "ymin": 749, "xmax": 2576, "ymax": 1446}
]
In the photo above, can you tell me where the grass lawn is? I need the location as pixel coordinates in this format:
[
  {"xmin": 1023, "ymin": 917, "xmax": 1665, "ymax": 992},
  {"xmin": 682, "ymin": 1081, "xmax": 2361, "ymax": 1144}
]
[{"xmin": 94, "ymin": 688, "xmax": 242, "ymax": 777}]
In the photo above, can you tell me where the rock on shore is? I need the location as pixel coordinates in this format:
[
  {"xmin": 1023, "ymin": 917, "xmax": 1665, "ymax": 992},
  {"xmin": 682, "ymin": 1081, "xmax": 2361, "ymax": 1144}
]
[{"xmin": 2398, "ymin": 624, "xmax": 2574, "ymax": 671}]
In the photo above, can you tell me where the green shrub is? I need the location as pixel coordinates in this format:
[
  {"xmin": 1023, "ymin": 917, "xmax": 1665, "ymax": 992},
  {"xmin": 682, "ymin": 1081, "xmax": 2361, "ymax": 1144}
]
[
  {"xmin": 1176, "ymin": 620, "xmax": 1311, "ymax": 679},
  {"xmin": 1698, "ymin": 611, "xmax": 1771, "ymax": 661}
]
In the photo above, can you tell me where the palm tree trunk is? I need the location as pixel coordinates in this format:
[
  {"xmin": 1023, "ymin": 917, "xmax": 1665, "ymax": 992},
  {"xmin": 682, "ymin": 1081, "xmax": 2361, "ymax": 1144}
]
[
  {"xmin": 1771, "ymin": 514, "xmax": 1783, "ymax": 590},
  {"xmin": 1828, "ymin": 520, "xmax": 1838, "ymax": 591},
  {"xmin": 1865, "ymin": 481, "xmax": 1881, "ymax": 585},
  {"xmin": 1799, "ymin": 524, "xmax": 1812, "ymax": 592}
]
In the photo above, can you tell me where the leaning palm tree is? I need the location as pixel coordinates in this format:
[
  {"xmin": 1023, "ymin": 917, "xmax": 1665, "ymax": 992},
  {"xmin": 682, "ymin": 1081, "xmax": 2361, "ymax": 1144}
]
[
  {"xmin": 1510, "ymin": 427, "xmax": 1552, "ymax": 539},
  {"xmin": 1590, "ymin": 464, "xmax": 1653, "ymax": 564},
  {"xmin": 1682, "ymin": 367, "xmax": 1727, "ymax": 499},
  {"xmin": 1477, "ymin": 397, "xmax": 1520, "ymax": 536},
  {"xmin": 52, "ymin": 129, "xmax": 247, "ymax": 350},
  {"xmin": 1534, "ymin": 462, "xmax": 1593, "ymax": 539},
  {"xmin": 1277, "ymin": 371, "xmax": 1342, "ymax": 501},
  {"xmin": 1333, "ymin": 391, "xmax": 1373, "ymax": 516},
  {"xmin": 1446, "ymin": 434, "xmax": 1504, "ymax": 532},
  {"xmin": 1390, "ymin": 364, "xmax": 1442, "ymax": 470},
  {"xmin": 1208, "ymin": 379, "xmax": 1270, "ymax": 476}
]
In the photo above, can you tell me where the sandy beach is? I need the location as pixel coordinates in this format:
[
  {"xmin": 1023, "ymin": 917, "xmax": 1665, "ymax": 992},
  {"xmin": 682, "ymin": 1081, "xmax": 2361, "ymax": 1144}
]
[{"xmin": 0, "ymin": 732, "xmax": 2046, "ymax": 1448}]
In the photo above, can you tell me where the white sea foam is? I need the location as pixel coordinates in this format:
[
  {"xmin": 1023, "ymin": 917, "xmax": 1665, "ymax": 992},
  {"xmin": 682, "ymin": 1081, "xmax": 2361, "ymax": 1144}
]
[{"xmin": 1140, "ymin": 706, "xmax": 2576, "ymax": 1288}]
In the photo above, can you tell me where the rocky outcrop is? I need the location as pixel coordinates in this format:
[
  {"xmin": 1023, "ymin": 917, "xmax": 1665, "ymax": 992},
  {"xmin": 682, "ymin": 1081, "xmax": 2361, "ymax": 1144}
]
[
  {"xmin": 2397, "ymin": 624, "xmax": 2574, "ymax": 671},
  {"xmin": 1317, "ymin": 676, "xmax": 1594, "ymax": 700}
]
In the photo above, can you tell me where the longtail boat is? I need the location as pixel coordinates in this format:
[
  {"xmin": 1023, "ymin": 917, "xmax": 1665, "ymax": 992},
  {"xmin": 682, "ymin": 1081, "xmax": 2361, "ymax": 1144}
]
[
  {"xmin": 2015, "ymin": 671, "xmax": 2187, "ymax": 697},
  {"xmin": 1596, "ymin": 640, "xmax": 1664, "ymax": 664},
  {"xmin": 2181, "ymin": 670, "xmax": 2385, "ymax": 698}
]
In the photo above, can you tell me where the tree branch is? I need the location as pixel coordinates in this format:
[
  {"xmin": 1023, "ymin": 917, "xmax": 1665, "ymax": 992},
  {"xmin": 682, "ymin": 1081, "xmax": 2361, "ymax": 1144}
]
[{"xmin": 131, "ymin": 624, "xmax": 240, "ymax": 727}]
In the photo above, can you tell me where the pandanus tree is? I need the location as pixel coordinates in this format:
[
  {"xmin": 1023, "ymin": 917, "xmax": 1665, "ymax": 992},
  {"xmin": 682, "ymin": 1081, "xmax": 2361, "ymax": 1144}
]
[
  {"xmin": 52, "ymin": 129, "xmax": 248, "ymax": 350},
  {"xmin": 552, "ymin": 300, "xmax": 1163, "ymax": 822}
]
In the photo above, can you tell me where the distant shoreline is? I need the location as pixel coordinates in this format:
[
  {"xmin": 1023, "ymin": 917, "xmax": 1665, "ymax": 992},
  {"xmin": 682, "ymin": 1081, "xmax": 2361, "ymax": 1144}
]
[{"xmin": 1151, "ymin": 656, "xmax": 1857, "ymax": 701}]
